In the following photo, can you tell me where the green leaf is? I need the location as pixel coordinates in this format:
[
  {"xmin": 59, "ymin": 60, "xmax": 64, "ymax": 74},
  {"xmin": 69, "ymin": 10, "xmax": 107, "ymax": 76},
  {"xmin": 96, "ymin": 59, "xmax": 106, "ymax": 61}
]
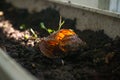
[
  {"xmin": 19, "ymin": 24, "xmax": 26, "ymax": 30},
  {"xmin": 24, "ymin": 34, "xmax": 29, "ymax": 39},
  {"xmin": 47, "ymin": 28, "xmax": 55, "ymax": 34},
  {"xmin": 40, "ymin": 22, "xmax": 46, "ymax": 29}
]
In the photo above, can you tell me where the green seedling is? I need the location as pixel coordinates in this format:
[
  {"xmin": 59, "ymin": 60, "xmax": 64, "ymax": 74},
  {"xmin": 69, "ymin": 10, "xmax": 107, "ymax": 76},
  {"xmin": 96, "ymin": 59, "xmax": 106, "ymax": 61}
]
[
  {"xmin": 40, "ymin": 16, "xmax": 65, "ymax": 34},
  {"xmin": 24, "ymin": 34, "xmax": 30, "ymax": 40},
  {"xmin": 58, "ymin": 16, "xmax": 65, "ymax": 30},
  {"xmin": 20, "ymin": 24, "xmax": 38, "ymax": 39},
  {"xmin": 40, "ymin": 22, "xmax": 55, "ymax": 34},
  {"xmin": 24, "ymin": 28, "xmax": 38, "ymax": 40},
  {"xmin": 19, "ymin": 24, "xmax": 26, "ymax": 30},
  {"xmin": 30, "ymin": 28, "xmax": 38, "ymax": 38},
  {"xmin": 23, "ymin": 16, "xmax": 65, "ymax": 40}
]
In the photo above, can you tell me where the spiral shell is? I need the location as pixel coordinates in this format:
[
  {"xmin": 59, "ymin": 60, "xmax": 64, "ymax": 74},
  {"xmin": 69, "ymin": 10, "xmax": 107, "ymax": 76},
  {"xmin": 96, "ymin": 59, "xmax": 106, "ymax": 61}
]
[{"xmin": 39, "ymin": 29, "xmax": 86, "ymax": 58}]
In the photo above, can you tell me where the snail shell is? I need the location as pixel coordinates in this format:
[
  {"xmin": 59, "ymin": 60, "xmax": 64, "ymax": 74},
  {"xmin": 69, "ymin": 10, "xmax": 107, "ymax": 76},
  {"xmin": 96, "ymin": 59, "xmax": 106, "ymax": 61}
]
[{"xmin": 39, "ymin": 29, "xmax": 86, "ymax": 58}]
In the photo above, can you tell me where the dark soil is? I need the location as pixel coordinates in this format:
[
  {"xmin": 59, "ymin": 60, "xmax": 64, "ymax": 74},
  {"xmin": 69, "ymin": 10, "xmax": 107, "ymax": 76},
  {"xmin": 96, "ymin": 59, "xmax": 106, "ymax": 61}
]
[{"xmin": 0, "ymin": 0, "xmax": 120, "ymax": 80}]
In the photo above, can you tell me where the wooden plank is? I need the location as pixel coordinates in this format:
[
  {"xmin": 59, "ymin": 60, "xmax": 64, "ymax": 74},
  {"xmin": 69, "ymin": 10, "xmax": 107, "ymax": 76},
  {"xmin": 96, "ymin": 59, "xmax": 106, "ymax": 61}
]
[{"xmin": 0, "ymin": 49, "xmax": 38, "ymax": 80}]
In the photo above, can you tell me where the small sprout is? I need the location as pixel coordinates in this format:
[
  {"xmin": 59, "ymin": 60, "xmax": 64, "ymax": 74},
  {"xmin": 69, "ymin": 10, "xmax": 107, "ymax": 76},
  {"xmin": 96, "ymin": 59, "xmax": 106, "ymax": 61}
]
[
  {"xmin": 30, "ymin": 28, "xmax": 38, "ymax": 38},
  {"xmin": 40, "ymin": 16, "xmax": 65, "ymax": 34},
  {"xmin": 47, "ymin": 28, "xmax": 55, "ymax": 34},
  {"xmin": 24, "ymin": 34, "xmax": 30, "ymax": 40},
  {"xmin": 20, "ymin": 24, "xmax": 26, "ymax": 30},
  {"xmin": 40, "ymin": 22, "xmax": 55, "ymax": 34},
  {"xmin": 40, "ymin": 22, "xmax": 46, "ymax": 30},
  {"xmin": 58, "ymin": 16, "xmax": 65, "ymax": 30}
]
